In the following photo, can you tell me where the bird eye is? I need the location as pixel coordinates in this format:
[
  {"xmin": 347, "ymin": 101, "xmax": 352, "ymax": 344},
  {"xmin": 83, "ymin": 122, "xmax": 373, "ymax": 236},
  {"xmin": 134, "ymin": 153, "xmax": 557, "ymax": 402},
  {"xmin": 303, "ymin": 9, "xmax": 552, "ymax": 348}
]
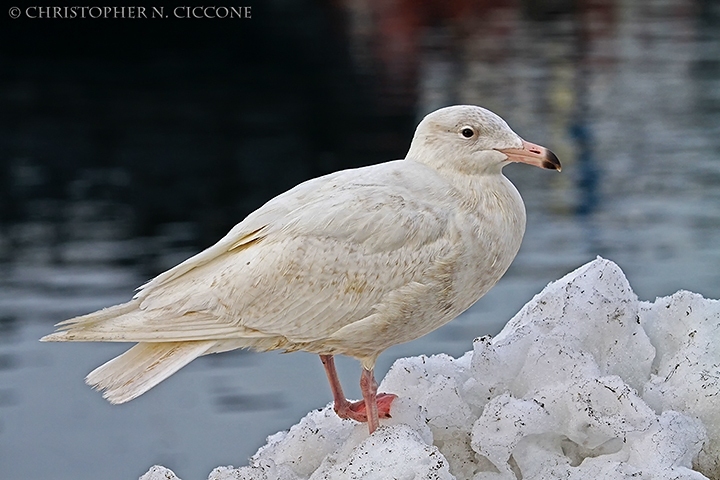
[{"xmin": 460, "ymin": 127, "xmax": 475, "ymax": 138}]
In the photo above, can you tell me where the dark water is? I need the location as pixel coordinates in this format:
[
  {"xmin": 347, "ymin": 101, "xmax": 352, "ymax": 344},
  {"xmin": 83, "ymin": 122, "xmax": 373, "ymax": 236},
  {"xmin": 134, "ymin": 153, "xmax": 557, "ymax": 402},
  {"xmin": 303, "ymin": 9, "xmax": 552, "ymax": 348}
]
[{"xmin": 1, "ymin": 1, "xmax": 719, "ymax": 479}]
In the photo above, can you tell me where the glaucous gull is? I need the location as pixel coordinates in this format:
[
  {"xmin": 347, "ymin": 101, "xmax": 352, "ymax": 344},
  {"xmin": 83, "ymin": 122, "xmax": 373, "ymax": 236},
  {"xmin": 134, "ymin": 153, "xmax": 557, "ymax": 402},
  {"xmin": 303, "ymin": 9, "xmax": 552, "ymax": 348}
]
[{"xmin": 41, "ymin": 105, "xmax": 560, "ymax": 434}]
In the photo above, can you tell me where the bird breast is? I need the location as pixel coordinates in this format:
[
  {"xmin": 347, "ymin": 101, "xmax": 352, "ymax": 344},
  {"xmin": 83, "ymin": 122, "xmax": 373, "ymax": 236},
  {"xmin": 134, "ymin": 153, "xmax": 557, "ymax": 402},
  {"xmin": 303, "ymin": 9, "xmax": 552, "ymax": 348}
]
[
  {"xmin": 424, "ymin": 174, "xmax": 526, "ymax": 324},
  {"xmin": 318, "ymin": 172, "xmax": 528, "ymax": 360}
]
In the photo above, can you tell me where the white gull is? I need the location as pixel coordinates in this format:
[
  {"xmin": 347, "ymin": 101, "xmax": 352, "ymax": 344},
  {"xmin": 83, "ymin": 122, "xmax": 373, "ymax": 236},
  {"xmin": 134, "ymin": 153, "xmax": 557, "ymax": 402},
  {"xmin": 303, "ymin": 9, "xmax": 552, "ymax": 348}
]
[{"xmin": 41, "ymin": 105, "xmax": 560, "ymax": 433}]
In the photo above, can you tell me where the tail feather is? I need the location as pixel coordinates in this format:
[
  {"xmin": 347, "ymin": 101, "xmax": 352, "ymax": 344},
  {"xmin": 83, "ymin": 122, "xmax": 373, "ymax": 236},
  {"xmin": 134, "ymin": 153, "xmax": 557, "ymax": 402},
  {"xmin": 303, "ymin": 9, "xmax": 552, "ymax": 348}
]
[{"xmin": 86, "ymin": 341, "xmax": 216, "ymax": 404}]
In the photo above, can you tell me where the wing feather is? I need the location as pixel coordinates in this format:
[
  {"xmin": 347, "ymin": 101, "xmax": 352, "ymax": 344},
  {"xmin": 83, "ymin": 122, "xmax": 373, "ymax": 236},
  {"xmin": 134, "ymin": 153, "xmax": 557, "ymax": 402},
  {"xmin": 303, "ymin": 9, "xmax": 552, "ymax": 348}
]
[{"xmin": 47, "ymin": 160, "xmax": 460, "ymax": 346}]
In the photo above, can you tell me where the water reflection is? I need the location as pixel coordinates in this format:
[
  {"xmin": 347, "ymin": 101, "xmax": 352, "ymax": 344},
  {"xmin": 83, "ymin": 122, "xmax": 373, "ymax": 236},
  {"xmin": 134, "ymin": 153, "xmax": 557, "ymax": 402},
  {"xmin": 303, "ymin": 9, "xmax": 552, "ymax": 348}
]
[{"xmin": 1, "ymin": 1, "xmax": 719, "ymax": 479}]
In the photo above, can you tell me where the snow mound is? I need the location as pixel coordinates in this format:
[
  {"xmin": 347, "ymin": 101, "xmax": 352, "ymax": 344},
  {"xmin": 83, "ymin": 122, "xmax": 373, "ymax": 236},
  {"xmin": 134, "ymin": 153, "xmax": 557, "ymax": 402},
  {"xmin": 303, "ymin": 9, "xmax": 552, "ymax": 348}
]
[{"xmin": 141, "ymin": 258, "xmax": 719, "ymax": 480}]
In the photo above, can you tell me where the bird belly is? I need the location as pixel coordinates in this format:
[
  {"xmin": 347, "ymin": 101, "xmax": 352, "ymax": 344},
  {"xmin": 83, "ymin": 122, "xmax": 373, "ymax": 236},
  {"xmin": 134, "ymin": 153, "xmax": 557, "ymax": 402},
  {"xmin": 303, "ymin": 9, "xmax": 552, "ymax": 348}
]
[{"xmin": 314, "ymin": 213, "xmax": 525, "ymax": 363}]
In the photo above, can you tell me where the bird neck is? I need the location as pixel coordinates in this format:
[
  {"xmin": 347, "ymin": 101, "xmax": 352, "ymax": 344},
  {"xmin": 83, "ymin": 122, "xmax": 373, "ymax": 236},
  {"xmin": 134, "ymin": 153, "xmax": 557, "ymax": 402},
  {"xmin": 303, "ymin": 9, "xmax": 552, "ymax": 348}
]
[
  {"xmin": 406, "ymin": 140, "xmax": 506, "ymax": 177},
  {"xmin": 449, "ymin": 171, "xmax": 525, "ymax": 219}
]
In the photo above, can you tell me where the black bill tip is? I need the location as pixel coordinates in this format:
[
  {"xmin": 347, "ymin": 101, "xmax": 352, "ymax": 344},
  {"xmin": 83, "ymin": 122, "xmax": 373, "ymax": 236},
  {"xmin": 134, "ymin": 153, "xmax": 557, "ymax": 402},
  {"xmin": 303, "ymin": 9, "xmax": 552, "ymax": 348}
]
[{"xmin": 543, "ymin": 149, "xmax": 562, "ymax": 172}]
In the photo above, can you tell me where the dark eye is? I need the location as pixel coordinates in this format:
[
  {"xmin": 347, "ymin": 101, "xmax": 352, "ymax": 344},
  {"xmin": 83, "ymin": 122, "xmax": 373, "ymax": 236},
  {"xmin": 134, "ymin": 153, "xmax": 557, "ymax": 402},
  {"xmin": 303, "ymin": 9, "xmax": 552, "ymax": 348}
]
[{"xmin": 461, "ymin": 127, "xmax": 475, "ymax": 138}]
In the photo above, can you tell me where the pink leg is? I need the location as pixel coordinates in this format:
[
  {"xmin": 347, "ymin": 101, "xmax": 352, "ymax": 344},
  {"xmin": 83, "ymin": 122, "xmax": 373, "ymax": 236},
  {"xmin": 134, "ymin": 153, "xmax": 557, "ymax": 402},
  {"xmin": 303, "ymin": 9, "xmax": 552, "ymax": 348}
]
[
  {"xmin": 320, "ymin": 355, "xmax": 396, "ymax": 433},
  {"xmin": 360, "ymin": 367, "xmax": 380, "ymax": 433}
]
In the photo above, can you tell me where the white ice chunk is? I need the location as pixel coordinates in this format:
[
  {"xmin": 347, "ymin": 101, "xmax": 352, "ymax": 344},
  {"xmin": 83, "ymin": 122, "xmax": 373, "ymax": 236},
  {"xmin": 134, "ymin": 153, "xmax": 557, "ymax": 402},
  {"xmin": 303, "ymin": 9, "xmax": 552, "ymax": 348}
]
[
  {"xmin": 641, "ymin": 291, "xmax": 720, "ymax": 478},
  {"xmin": 140, "ymin": 465, "xmax": 181, "ymax": 480},
  {"xmin": 310, "ymin": 424, "xmax": 453, "ymax": 480},
  {"xmin": 140, "ymin": 258, "xmax": 718, "ymax": 480}
]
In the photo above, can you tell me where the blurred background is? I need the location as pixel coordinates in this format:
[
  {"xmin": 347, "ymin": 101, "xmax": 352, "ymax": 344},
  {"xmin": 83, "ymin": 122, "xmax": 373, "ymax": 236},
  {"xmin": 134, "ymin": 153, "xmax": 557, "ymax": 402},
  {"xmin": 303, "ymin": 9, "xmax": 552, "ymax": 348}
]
[{"xmin": 1, "ymin": 0, "xmax": 719, "ymax": 479}]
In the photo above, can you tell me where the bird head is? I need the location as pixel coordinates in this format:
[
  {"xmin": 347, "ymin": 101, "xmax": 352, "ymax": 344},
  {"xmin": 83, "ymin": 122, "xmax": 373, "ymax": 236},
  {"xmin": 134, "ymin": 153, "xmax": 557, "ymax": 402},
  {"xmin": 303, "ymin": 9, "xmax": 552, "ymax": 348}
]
[{"xmin": 406, "ymin": 105, "xmax": 561, "ymax": 175}]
